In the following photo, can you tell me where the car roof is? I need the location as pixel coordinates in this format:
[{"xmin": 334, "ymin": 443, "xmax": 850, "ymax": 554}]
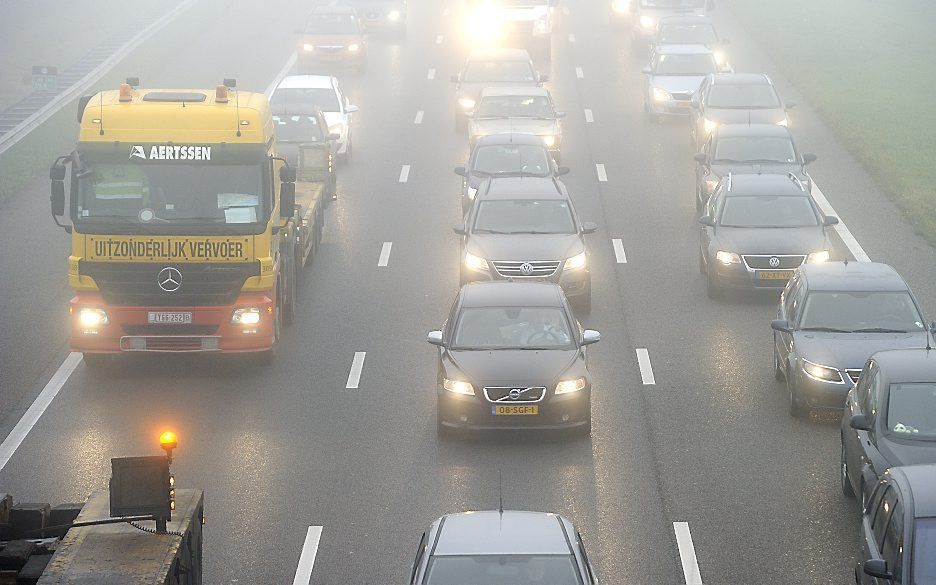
[
  {"xmin": 799, "ymin": 262, "xmax": 910, "ymax": 292},
  {"xmin": 480, "ymin": 85, "xmax": 549, "ymax": 98},
  {"xmin": 713, "ymin": 124, "xmax": 792, "ymax": 139},
  {"xmin": 659, "ymin": 15, "xmax": 714, "ymax": 25},
  {"xmin": 656, "ymin": 44, "xmax": 714, "ymax": 55},
  {"xmin": 480, "ymin": 176, "xmax": 565, "ymax": 200},
  {"xmin": 723, "ymin": 173, "xmax": 806, "ymax": 196},
  {"xmin": 275, "ymin": 75, "xmax": 335, "ymax": 90},
  {"xmin": 474, "ymin": 133, "xmax": 547, "ymax": 147},
  {"xmin": 460, "ymin": 282, "xmax": 565, "ymax": 308},
  {"xmin": 711, "ymin": 73, "xmax": 771, "ymax": 85},
  {"xmin": 467, "ymin": 47, "xmax": 533, "ymax": 62},
  {"xmin": 872, "ymin": 349, "xmax": 936, "ymax": 385},
  {"xmin": 433, "ymin": 511, "xmax": 572, "ymax": 556},
  {"xmin": 889, "ymin": 465, "xmax": 936, "ymax": 517}
]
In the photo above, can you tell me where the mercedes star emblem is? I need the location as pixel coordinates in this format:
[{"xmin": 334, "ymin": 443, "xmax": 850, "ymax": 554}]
[
  {"xmin": 519, "ymin": 262, "xmax": 535, "ymax": 276},
  {"xmin": 157, "ymin": 267, "xmax": 182, "ymax": 292},
  {"xmin": 768, "ymin": 256, "xmax": 781, "ymax": 268}
]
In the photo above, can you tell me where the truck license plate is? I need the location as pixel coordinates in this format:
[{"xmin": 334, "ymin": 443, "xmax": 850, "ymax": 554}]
[
  {"xmin": 147, "ymin": 312, "xmax": 192, "ymax": 324},
  {"xmin": 492, "ymin": 405, "xmax": 538, "ymax": 416}
]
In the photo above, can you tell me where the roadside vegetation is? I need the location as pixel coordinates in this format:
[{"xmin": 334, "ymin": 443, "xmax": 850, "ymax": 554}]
[{"xmin": 730, "ymin": 0, "xmax": 936, "ymax": 243}]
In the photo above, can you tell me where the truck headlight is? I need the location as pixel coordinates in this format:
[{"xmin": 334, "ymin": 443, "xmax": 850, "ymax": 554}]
[
  {"xmin": 443, "ymin": 378, "xmax": 475, "ymax": 395},
  {"xmin": 231, "ymin": 307, "xmax": 261, "ymax": 326},
  {"xmin": 652, "ymin": 87, "xmax": 672, "ymax": 102},
  {"xmin": 78, "ymin": 307, "xmax": 109, "ymax": 330},
  {"xmin": 715, "ymin": 250, "xmax": 740, "ymax": 265},
  {"xmin": 555, "ymin": 377, "xmax": 586, "ymax": 394},
  {"xmin": 458, "ymin": 98, "xmax": 476, "ymax": 110},
  {"xmin": 703, "ymin": 118, "xmax": 718, "ymax": 133},
  {"xmin": 564, "ymin": 251, "xmax": 587, "ymax": 271},
  {"xmin": 347, "ymin": 43, "xmax": 361, "ymax": 52},
  {"xmin": 303, "ymin": 43, "xmax": 315, "ymax": 52},
  {"xmin": 803, "ymin": 359, "xmax": 843, "ymax": 383},
  {"xmin": 639, "ymin": 15, "xmax": 655, "ymax": 29},
  {"xmin": 465, "ymin": 252, "xmax": 489, "ymax": 272},
  {"xmin": 387, "ymin": 9, "xmax": 401, "ymax": 21},
  {"xmin": 807, "ymin": 250, "xmax": 830, "ymax": 263}
]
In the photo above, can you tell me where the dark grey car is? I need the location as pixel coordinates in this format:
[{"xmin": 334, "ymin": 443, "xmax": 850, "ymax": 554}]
[
  {"xmin": 451, "ymin": 48, "xmax": 546, "ymax": 131},
  {"xmin": 771, "ymin": 262, "xmax": 931, "ymax": 417},
  {"xmin": 426, "ymin": 282, "xmax": 600, "ymax": 434},
  {"xmin": 467, "ymin": 86, "xmax": 564, "ymax": 161},
  {"xmin": 840, "ymin": 349, "xmax": 936, "ymax": 504},
  {"xmin": 699, "ymin": 173, "xmax": 836, "ymax": 298},
  {"xmin": 694, "ymin": 124, "xmax": 816, "ymax": 210},
  {"xmin": 410, "ymin": 510, "xmax": 600, "ymax": 584},
  {"xmin": 454, "ymin": 176, "xmax": 597, "ymax": 313}
]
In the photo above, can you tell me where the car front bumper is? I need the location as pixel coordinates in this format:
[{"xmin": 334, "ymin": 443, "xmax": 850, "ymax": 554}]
[
  {"xmin": 463, "ymin": 266, "xmax": 589, "ymax": 299},
  {"xmin": 791, "ymin": 368, "xmax": 851, "ymax": 409},
  {"xmin": 438, "ymin": 386, "xmax": 591, "ymax": 430}
]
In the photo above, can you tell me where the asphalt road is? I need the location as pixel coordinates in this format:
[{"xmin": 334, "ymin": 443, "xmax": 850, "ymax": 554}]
[{"xmin": 3, "ymin": 0, "xmax": 936, "ymax": 583}]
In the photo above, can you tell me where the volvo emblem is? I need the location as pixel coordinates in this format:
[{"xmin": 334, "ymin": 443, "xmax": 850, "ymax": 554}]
[
  {"xmin": 509, "ymin": 388, "xmax": 522, "ymax": 400},
  {"xmin": 157, "ymin": 267, "xmax": 182, "ymax": 292},
  {"xmin": 768, "ymin": 256, "xmax": 781, "ymax": 268},
  {"xmin": 519, "ymin": 262, "xmax": 535, "ymax": 276}
]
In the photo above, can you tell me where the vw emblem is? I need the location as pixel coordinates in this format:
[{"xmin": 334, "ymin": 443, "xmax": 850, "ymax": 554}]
[
  {"xmin": 768, "ymin": 256, "xmax": 781, "ymax": 268},
  {"xmin": 157, "ymin": 267, "xmax": 182, "ymax": 292},
  {"xmin": 509, "ymin": 389, "xmax": 522, "ymax": 400},
  {"xmin": 519, "ymin": 262, "xmax": 535, "ymax": 276}
]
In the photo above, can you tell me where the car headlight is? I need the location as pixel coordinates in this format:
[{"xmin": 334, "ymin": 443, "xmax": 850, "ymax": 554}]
[
  {"xmin": 78, "ymin": 307, "xmax": 109, "ymax": 329},
  {"xmin": 231, "ymin": 307, "xmax": 262, "ymax": 326},
  {"xmin": 387, "ymin": 9, "xmax": 401, "ymax": 21},
  {"xmin": 347, "ymin": 43, "xmax": 361, "ymax": 52},
  {"xmin": 803, "ymin": 359, "xmax": 843, "ymax": 383},
  {"xmin": 703, "ymin": 118, "xmax": 718, "ymax": 133},
  {"xmin": 612, "ymin": 0, "xmax": 629, "ymax": 13},
  {"xmin": 564, "ymin": 251, "xmax": 587, "ymax": 271},
  {"xmin": 443, "ymin": 378, "xmax": 475, "ymax": 395},
  {"xmin": 458, "ymin": 98, "xmax": 476, "ymax": 110},
  {"xmin": 713, "ymin": 50, "xmax": 726, "ymax": 65},
  {"xmin": 302, "ymin": 43, "xmax": 315, "ymax": 52},
  {"xmin": 328, "ymin": 123, "xmax": 343, "ymax": 135},
  {"xmin": 465, "ymin": 252, "xmax": 489, "ymax": 272},
  {"xmin": 777, "ymin": 117, "xmax": 789, "ymax": 127},
  {"xmin": 639, "ymin": 15, "xmax": 655, "ymax": 29},
  {"xmin": 555, "ymin": 377, "xmax": 586, "ymax": 394},
  {"xmin": 652, "ymin": 87, "xmax": 672, "ymax": 102},
  {"xmin": 541, "ymin": 135, "xmax": 557, "ymax": 148},
  {"xmin": 534, "ymin": 18, "xmax": 549, "ymax": 34},
  {"xmin": 704, "ymin": 178, "xmax": 719, "ymax": 192},
  {"xmin": 807, "ymin": 250, "xmax": 830, "ymax": 263},
  {"xmin": 466, "ymin": 186, "xmax": 478, "ymax": 200},
  {"xmin": 715, "ymin": 250, "xmax": 740, "ymax": 265}
]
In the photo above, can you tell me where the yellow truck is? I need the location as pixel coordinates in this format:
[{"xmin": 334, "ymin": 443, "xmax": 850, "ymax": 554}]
[{"xmin": 49, "ymin": 79, "xmax": 327, "ymax": 365}]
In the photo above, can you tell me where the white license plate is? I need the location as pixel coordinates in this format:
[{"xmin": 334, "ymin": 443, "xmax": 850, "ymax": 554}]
[{"xmin": 147, "ymin": 312, "xmax": 192, "ymax": 324}]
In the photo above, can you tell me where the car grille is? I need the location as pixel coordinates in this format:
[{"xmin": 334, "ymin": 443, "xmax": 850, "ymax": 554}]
[
  {"xmin": 80, "ymin": 261, "xmax": 260, "ymax": 307},
  {"xmin": 122, "ymin": 324, "xmax": 219, "ymax": 336},
  {"xmin": 492, "ymin": 260, "xmax": 561, "ymax": 278},
  {"xmin": 742, "ymin": 255, "xmax": 806, "ymax": 270},
  {"xmin": 845, "ymin": 369, "xmax": 862, "ymax": 384},
  {"xmin": 317, "ymin": 46, "xmax": 345, "ymax": 53},
  {"xmin": 483, "ymin": 386, "xmax": 547, "ymax": 403}
]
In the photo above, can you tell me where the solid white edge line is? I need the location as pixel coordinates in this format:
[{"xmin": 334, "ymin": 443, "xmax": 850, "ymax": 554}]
[
  {"xmin": 612, "ymin": 239, "xmax": 627, "ymax": 263},
  {"xmin": 636, "ymin": 348, "xmax": 655, "ymax": 385},
  {"xmin": 378, "ymin": 242, "xmax": 393, "ymax": 267},
  {"xmin": 414, "ymin": 110, "xmax": 424, "ymax": 124},
  {"xmin": 346, "ymin": 352, "xmax": 366, "ymax": 389},
  {"xmin": 595, "ymin": 163, "xmax": 607, "ymax": 182},
  {"xmin": 810, "ymin": 183, "xmax": 871, "ymax": 262},
  {"xmin": 292, "ymin": 526, "xmax": 323, "ymax": 585},
  {"xmin": 265, "ymin": 52, "xmax": 298, "ymax": 98},
  {"xmin": 399, "ymin": 164, "xmax": 411, "ymax": 182},
  {"xmin": 673, "ymin": 522, "xmax": 703, "ymax": 585},
  {"xmin": 0, "ymin": 352, "xmax": 83, "ymax": 471},
  {"xmin": 575, "ymin": 67, "xmax": 584, "ymax": 79},
  {"xmin": 584, "ymin": 108, "xmax": 594, "ymax": 123},
  {"xmin": 427, "ymin": 68, "xmax": 436, "ymax": 80}
]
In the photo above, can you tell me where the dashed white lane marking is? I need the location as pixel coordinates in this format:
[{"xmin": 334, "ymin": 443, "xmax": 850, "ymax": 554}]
[
  {"xmin": 596, "ymin": 163, "xmax": 607, "ymax": 182},
  {"xmin": 265, "ymin": 52, "xmax": 298, "ymax": 97},
  {"xmin": 378, "ymin": 242, "xmax": 393, "ymax": 267},
  {"xmin": 0, "ymin": 352, "xmax": 82, "ymax": 471},
  {"xmin": 427, "ymin": 68, "xmax": 436, "ymax": 80},
  {"xmin": 810, "ymin": 183, "xmax": 871, "ymax": 262},
  {"xmin": 346, "ymin": 352, "xmax": 366, "ymax": 389},
  {"xmin": 612, "ymin": 239, "xmax": 627, "ymax": 263},
  {"xmin": 436, "ymin": 35, "xmax": 444, "ymax": 44},
  {"xmin": 399, "ymin": 164, "xmax": 411, "ymax": 182},
  {"xmin": 575, "ymin": 67, "xmax": 584, "ymax": 79},
  {"xmin": 673, "ymin": 522, "xmax": 703, "ymax": 585},
  {"xmin": 292, "ymin": 526, "xmax": 323, "ymax": 585},
  {"xmin": 414, "ymin": 110, "xmax": 424, "ymax": 124},
  {"xmin": 568, "ymin": 33, "xmax": 576, "ymax": 42},
  {"xmin": 636, "ymin": 348, "xmax": 655, "ymax": 385},
  {"xmin": 584, "ymin": 108, "xmax": 594, "ymax": 123}
]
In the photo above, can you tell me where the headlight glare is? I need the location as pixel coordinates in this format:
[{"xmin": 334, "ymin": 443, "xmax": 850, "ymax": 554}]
[
  {"xmin": 534, "ymin": 18, "xmax": 549, "ymax": 34},
  {"xmin": 347, "ymin": 43, "xmax": 361, "ymax": 52},
  {"xmin": 467, "ymin": 186, "xmax": 478, "ymax": 200},
  {"xmin": 703, "ymin": 118, "xmax": 718, "ymax": 133},
  {"xmin": 704, "ymin": 179, "xmax": 719, "ymax": 192},
  {"xmin": 458, "ymin": 98, "xmax": 476, "ymax": 110},
  {"xmin": 803, "ymin": 359, "xmax": 843, "ymax": 383},
  {"xmin": 555, "ymin": 377, "xmax": 586, "ymax": 394},
  {"xmin": 443, "ymin": 378, "xmax": 475, "ymax": 395},
  {"xmin": 807, "ymin": 250, "xmax": 830, "ymax": 263},
  {"xmin": 564, "ymin": 251, "xmax": 587, "ymax": 271},
  {"xmin": 302, "ymin": 43, "xmax": 315, "ymax": 52},
  {"xmin": 713, "ymin": 50, "xmax": 726, "ymax": 65},
  {"xmin": 777, "ymin": 117, "xmax": 789, "ymax": 127},
  {"xmin": 465, "ymin": 252, "xmax": 489, "ymax": 272},
  {"xmin": 541, "ymin": 134, "xmax": 557, "ymax": 147},
  {"xmin": 231, "ymin": 307, "xmax": 262, "ymax": 326},
  {"xmin": 652, "ymin": 87, "xmax": 672, "ymax": 102},
  {"xmin": 387, "ymin": 9, "xmax": 401, "ymax": 21},
  {"xmin": 715, "ymin": 250, "xmax": 740, "ymax": 265},
  {"xmin": 612, "ymin": 0, "xmax": 630, "ymax": 13},
  {"xmin": 639, "ymin": 15, "xmax": 655, "ymax": 29},
  {"xmin": 78, "ymin": 308, "xmax": 109, "ymax": 328}
]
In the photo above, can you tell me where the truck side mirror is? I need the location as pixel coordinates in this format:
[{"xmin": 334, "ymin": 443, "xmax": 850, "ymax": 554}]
[
  {"xmin": 279, "ymin": 165, "xmax": 297, "ymax": 183},
  {"xmin": 51, "ymin": 180, "xmax": 66, "ymax": 216},
  {"xmin": 280, "ymin": 183, "xmax": 296, "ymax": 219}
]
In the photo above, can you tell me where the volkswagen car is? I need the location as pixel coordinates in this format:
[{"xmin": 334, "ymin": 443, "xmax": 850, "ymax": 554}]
[
  {"xmin": 467, "ymin": 86, "xmax": 564, "ymax": 160},
  {"xmin": 296, "ymin": 6, "xmax": 368, "ymax": 73},
  {"xmin": 451, "ymin": 48, "xmax": 546, "ymax": 130},
  {"xmin": 771, "ymin": 262, "xmax": 931, "ymax": 417},
  {"xmin": 689, "ymin": 73, "xmax": 793, "ymax": 149},
  {"xmin": 427, "ymin": 282, "xmax": 600, "ymax": 435},
  {"xmin": 642, "ymin": 44, "xmax": 718, "ymax": 119},
  {"xmin": 270, "ymin": 75, "xmax": 359, "ymax": 162}
]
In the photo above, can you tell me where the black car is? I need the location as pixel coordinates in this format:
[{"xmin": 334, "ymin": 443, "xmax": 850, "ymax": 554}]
[
  {"xmin": 699, "ymin": 173, "xmax": 836, "ymax": 298},
  {"xmin": 340, "ymin": 0, "xmax": 406, "ymax": 37},
  {"xmin": 771, "ymin": 262, "xmax": 931, "ymax": 417},
  {"xmin": 855, "ymin": 465, "xmax": 936, "ymax": 585},
  {"xmin": 271, "ymin": 105, "xmax": 338, "ymax": 200},
  {"xmin": 467, "ymin": 86, "xmax": 564, "ymax": 161},
  {"xmin": 454, "ymin": 176, "xmax": 596, "ymax": 312},
  {"xmin": 410, "ymin": 510, "xmax": 600, "ymax": 584},
  {"xmin": 452, "ymin": 48, "xmax": 546, "ymax": 130},
  {"xmin": 427, "ymin": 282, "xmax": 600, "ymax": 435},
  {"xmin": 694, "ymin": 124, "xmax": 816, "ymax": 210},
  {"xmin": 841, "ymin": 349, "xmax": 936, "ymax": 504},
  {"xmin": 455, "ymin": 133, "xmax": 569, "ymax": 214},
  {"xmin": 689, "ymin": 73, "xmax": 794, "ymax": 150}
]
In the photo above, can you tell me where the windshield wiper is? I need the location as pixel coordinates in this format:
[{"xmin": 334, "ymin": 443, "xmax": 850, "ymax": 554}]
[
  {"xmin": 799, "ymin": 326, "xmax": 852, "ymax": 333},
  {"xmin": 472, "ymin": 228, "xmax": 513, "ymax": 234},
  {"xmin": 851, "ymin": 328, "xmax": 912, "ymax": 333},
  {"xmin": 506, "ymin": 230, "xmax": 561, "ymax": 234},
  {"xmin": 491, "ymin": 170, "xmax": 546, "ymax": 177},
  {"xmin": 518, "ymin": 346, "xmax": 565, "ymax": 350}
]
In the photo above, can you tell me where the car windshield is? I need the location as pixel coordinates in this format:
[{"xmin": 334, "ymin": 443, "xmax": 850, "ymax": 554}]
[
  {"xmin": 475, "ymin": 95, "xmax": 554, "ymax": 118},
  {"xmin": 914, "ymin": 518, "xmax": 936, "ymax": 584},
  {"xmin": 713, "ymin": 136, "xmax": 797, "ymax": 163},
  {"xmin": 472, "ymin": 144, "xmax": 550, "ymax": 176},
  {"xmin": 452, "ymin": 307, "xmax": 575, "ymax": 350},
  {"xmin": 464, "ymin": 61, "xmax": 536, "ymax": 83},
  {"xmin": 425, "ymin": 555, "xmax": 582, "ymax": 584},
  {"xmin": 886, "ymin": 383, "xmax": 936, "ymax": 439},
  {"xmin": 707, "ymin": 84, "xmax": 781, "ymax": 108},
  {"xmin": 718, "ymin": 196, "xmax": 817, "ymax": 228},
  {"xmin": 304, "ymin": 14, "xmax": 360, "ymax": 34},
  {"xmin": 76, "ymin": 163, "xmax": 266, "ymax": 226},
  {"xmin": 273, "ymin": 115, "xmax": 326, "ymax": 143},
  {"xmin": 474, "ymin": 199, "xmax": 576, "ymax": 234},
  {"xmin": 653, "ymin": 53, "xmax": 716, "ymax": 75},
  {"xmin": 270, "ymin": 87, "xmax": 339, "ymax": 113},
  {"xmin": 658, "ymin": 24, "xmax": 717, "ymax": 44},
  {"xmin": 798, "ymin": 291, "xmax": 925, "ymax": 333}
]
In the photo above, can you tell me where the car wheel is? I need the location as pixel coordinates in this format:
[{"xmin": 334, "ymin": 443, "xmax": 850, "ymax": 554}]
[
  {"xmin": 787, "ymin": 369, "xmax": 806, "ymax": 417},
  {"xmin": 773, "ymin": 340, "xmax": 784, "ymax": 381},
  {"xmin": 82, "ymin": 353, "xmax": 111, "ymax": 369},
  {"xmin": 705, "ymin": 265, "xmax": 722, "ymax": 300},
  {"xmin": 841, "ymin": 440, "xmax": 856, "ymax": 498}
]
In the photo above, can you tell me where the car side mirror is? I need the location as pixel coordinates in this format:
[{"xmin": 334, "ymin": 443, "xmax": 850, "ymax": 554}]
[
  {"xmin": 641, "ymin": 66, "xmax": 651, "ymax": 75},
  {"xmin": 454, "ymin": 166, "xmax": 468, "ymax": 177},
  {"xmin": 452, "ymin": 223, "xmax": 466, "ymax": 235},
  {"xmin": 930, "ymin": 320, "xmax": 936, "ymax": 334},
  {"xmin": 279, "ymin": 182, "xmax": 296, "ymax": 218},
  {"xmin": 770, "ymin": 319, "xmax": 792, "ymax": 334},
  {"xmin": 450, "ymin": 75, "xmax": 460, "ymax": 83},
  {"xmin": 538, "ymin": 73, "xmax": 549, "ymax": 83},
  {"xmin": 694, "ymin": 153, "xmax": 708, "ymax": 164},
  {"xmin": 785, "ymin": 101, "xmax": 797, "ymax": 110},
  {"xmin": 849, "ymin": 413, "xmax": 873, "ymax": 432},
  {"xmin": 698, "ymin": 215, "xmax": 715, "ymax": 227},
  {"xmin": 581, "ymin": 221, "xmax": 598, "ymax": 235},
  {"xmin": 823, "ymin": 215, "xmax": 839, "ymax": 226},
  {"xmin": 556, "ymin": 166, "xmax": 570, "ymax": 176},
  {"xmin": 802, "ymin": 152, "xmax": 817, "ymax": 164},
  {"xmin": 863, "ymin": 560, "xmax": 892, "ymax": 581},
  {"xmin": 346, "ymin": 104, "xmax": 359, "ymax": 113},
  {"xmin": 581, "ymin": 330, "xmax": 600, "ymax": 345},
  {"xmin": 427, "ymin": 330, "xmax": 444, "ymax": 346}
]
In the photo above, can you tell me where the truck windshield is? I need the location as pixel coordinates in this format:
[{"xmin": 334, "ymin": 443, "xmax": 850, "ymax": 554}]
[{"xmin": 76, "ymin": 163, "xmax": 267, "ymax": 227}]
